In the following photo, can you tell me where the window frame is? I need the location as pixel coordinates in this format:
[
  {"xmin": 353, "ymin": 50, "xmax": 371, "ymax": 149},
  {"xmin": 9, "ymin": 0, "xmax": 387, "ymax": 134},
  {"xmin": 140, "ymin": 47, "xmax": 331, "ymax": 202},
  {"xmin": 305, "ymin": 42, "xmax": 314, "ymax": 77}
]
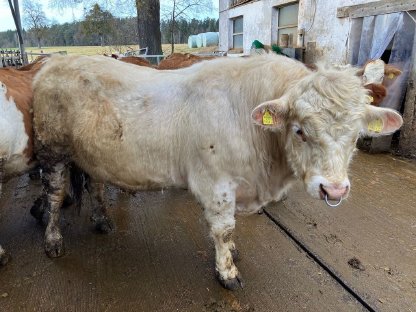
[
  {"xmin": 276, "ymin": 2, "xmax": 299, "ymax": 48},
  {"xmin": 232, "ymin": 16, "xmax": 244, "ymax": 49}
]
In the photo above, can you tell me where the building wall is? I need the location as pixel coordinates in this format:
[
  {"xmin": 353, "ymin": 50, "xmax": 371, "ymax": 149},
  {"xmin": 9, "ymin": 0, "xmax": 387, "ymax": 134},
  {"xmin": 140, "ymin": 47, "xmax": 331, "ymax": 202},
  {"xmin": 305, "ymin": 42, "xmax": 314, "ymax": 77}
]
[{"xmin": 219, "ymin": 0, "xmax": 375, "ymax": 63}]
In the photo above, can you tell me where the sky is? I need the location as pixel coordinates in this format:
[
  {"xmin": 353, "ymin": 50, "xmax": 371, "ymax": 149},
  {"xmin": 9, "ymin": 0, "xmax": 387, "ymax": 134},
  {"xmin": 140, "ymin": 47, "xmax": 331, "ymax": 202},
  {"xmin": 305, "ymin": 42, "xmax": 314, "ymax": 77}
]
[{"xmin": 0, "ymin": 0, "xmax": 219, "ymax": 32}]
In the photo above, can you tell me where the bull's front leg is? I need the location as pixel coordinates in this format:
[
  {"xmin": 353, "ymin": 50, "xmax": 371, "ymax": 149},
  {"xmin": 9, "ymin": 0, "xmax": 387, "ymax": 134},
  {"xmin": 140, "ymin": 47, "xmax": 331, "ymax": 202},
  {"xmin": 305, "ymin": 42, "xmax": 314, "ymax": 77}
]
[
  {"xmin": 199, "ymin": 181, "xmax": 243, "ymax": 290},
  {"xmin": 43, "ymin": 162, "xmax": 68, "ymax": 258},
  {"xmin": 87, "ymin": 180, "xmax": 114, "ymax": 233}
]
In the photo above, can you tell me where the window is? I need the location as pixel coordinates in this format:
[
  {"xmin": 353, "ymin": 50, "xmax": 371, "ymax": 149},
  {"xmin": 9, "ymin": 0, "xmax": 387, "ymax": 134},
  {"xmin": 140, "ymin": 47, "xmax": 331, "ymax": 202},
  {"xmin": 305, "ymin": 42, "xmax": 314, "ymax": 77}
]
[
  {"xmin": 277, "ymin": 3, "xmax": 299, "ymax": 48},
  {"xmin": 232, "ymin": 16, "xmax": 243, "ymax": 49},
  {"xmin": 229, "ymin": 0, "xmax": 254, "ymax": 8}
]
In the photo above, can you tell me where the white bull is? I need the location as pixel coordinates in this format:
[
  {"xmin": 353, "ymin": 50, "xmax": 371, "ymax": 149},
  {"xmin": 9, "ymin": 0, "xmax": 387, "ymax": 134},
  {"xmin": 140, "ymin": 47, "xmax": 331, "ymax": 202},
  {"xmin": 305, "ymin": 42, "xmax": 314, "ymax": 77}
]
[{"xmin": 32, "ymin": 54, "xmax": 402, "ymax": 289}]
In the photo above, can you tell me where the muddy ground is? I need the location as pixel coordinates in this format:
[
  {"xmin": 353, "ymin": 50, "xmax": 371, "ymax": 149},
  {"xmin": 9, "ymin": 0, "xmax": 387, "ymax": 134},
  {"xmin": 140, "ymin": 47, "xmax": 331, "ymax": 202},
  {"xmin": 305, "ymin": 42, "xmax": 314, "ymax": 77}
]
[{"xmin": 0, "ymin": 151, "xmax": 415, "ymax": 312}]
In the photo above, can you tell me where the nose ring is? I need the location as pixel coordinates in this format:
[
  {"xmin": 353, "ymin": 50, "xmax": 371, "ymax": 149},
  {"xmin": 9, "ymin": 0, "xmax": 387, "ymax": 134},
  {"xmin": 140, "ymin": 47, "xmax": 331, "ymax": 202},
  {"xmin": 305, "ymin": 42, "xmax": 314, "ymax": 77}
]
[{"xmin": 325, "ymin": 194, "xmax": 343, "ymax": 208}]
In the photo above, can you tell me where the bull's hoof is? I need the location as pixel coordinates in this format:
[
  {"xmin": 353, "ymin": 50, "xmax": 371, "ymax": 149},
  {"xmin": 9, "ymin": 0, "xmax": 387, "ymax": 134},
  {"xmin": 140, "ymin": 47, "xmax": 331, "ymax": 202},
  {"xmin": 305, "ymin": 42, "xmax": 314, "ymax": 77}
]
[
  {"xmin": 45, "ymin": 237, "xmax": 65, "ymax": 258},
  {"xmin": 216, "ymin": 271, "xmax": 244, "ymax": 290},
  {"xmin": 231, "ymin": 248, "xmax": 240, "ymax": 262},
  {"xmin": 92, "ymin": 217, "xmax": 114, "ymax": 234},
  {"xmin": 30, "ymin": 197, "xmax": 46, "ymax": 221},
  {"xmin": 62, "ymin": 195, "xmax": 74, "ymax": 208},
  {"xmin": 0, "ymin": 251, "xmax": 10, "ymax": 266}
]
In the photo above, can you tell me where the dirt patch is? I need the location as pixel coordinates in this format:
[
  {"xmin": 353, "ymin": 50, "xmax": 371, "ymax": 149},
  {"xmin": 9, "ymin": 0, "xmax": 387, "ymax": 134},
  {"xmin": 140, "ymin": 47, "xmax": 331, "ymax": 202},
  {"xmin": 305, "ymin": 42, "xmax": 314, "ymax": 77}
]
[
  {"xmin": 348, "ymin": 257, "xmax": 366, "ymax": 271},
  {"xmin": 203, "ymin": 296, "xmax": 254, "ymax": 312}
]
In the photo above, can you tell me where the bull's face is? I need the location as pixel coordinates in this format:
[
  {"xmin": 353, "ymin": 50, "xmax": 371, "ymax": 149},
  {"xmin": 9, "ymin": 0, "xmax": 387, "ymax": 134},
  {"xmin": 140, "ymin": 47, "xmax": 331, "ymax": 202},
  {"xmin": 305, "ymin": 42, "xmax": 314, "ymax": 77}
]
[{"xmin": 252, "ymin": 66, "xmax": 403, "ymax": 204}]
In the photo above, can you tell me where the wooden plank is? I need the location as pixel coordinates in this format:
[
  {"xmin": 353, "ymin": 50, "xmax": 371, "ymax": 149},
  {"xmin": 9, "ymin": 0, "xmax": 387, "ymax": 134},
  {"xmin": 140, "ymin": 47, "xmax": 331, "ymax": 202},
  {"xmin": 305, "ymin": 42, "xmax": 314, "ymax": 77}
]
[
  {"xmin": 0, "ymin": 177, "xmax": 367, "ymax": 311},
  {"xmin": 265, "ymin": 151, "xmax": 416, "ymax": 312},
  {"xmin": 337, "ymin": 0, "xmax": 416, "ymax": 19},
  {"xmin": 400, "ymin": 79, "xmax": 416, "ymax": 157},
  {"xmin": 400, "ymin": 26, "xmax": 416, "ymax": 157}
]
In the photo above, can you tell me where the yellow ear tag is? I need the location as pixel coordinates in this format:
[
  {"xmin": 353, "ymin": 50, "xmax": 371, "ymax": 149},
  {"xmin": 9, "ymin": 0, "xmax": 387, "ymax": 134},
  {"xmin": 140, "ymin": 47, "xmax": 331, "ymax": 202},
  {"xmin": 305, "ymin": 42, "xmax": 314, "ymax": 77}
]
[
  {"xmin": 368, "ymin": 95, "xmax": 374, "ymax": 103},
  {"xmin": 388, "ymin": 73, "xmax": 395, "ymax": 79},
  {"xmin": 368, "ymin": 119, "xmax": 383, "ymax": 133},
  {"xmin": 262, "ymin": 110, "xmax": 274, "ymax": 125}
]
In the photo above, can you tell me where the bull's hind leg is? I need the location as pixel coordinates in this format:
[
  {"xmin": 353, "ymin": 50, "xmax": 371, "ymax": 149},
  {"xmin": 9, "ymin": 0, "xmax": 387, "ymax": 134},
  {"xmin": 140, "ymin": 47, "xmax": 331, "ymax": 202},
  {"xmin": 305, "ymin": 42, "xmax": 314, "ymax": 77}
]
[
  {"xmin": 193, "ymin": 179, "xmax": 243, "ymax": 290},
  {"xmin": 30, "ymin": 193, "xmax": 47, "ymax": 222},
  {"xmin": 87, "ymin": 180, "xmax": 114, "ymax": 233},
  {"xmin": 43, "ymin": 162, "xmax": 68, "ymax": 258}
]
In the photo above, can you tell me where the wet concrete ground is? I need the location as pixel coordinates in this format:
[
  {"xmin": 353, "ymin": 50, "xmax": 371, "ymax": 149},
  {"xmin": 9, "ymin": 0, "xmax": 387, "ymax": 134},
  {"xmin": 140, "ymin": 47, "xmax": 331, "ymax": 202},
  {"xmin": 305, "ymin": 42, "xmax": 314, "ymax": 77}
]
[{"xmin": 0, "ymin": 151, "xmax": 415, "ymax": 312}]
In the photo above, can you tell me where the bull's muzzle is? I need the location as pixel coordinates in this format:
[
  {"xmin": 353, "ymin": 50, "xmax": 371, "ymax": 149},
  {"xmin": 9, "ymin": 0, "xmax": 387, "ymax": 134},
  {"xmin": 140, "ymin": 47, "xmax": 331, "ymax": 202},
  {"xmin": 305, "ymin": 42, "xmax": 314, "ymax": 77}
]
[{"xmin": 320, "ymin": 184, "xmax": 349, "ymax": 208}]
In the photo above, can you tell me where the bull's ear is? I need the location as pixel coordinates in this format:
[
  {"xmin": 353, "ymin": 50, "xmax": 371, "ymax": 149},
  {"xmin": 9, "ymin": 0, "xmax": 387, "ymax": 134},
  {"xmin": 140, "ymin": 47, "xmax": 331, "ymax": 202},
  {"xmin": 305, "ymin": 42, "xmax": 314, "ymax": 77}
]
[
  {"xmin": 251, "ymin": 98, "xmax": 288, "ymax": 129},
  {"xmin": 362, "ymin": 105, "xmax": 403, "ymax": 136}
]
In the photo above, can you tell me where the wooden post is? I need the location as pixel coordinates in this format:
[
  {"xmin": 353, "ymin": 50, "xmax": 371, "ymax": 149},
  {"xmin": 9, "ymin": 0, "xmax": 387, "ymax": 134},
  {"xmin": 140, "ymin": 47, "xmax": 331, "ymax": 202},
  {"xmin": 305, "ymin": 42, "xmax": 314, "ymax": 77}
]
[
  {"xmin": 399, "ymin": 79, "xmax": 416, "ymax": 157},
  {"xmin": 399, "ymin": 20, "xmax": 416, "ymax": 158}
]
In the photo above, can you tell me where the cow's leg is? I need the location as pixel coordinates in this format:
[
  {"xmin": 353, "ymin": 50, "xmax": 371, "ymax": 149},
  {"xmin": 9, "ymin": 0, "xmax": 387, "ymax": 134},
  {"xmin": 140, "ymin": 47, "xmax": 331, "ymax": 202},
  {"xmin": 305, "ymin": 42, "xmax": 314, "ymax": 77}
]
[
  {"xmin": 43, "ymin": 162, "xmax": 68, "ymax": 258},
  {"xmin": 28, "ymin": 164, "xmax": 41, "ymax": 180},
  {"xmin": 0, "ymin": 245, "xmax": 10, "ymax": 266},
  {"xmin": 0, "ymin": 158, "xmax": 10, "ymax": 265},
  {"xmin": 0, "ymin": 156, "xmax": 5, "ymax": 197},
  {"xmin": 193, "ymin": 179, "xmax": 243, "ymax": 290},
  {"xmin": 88, "ymin": 180, "xmax": 114, "ymax": 233}
]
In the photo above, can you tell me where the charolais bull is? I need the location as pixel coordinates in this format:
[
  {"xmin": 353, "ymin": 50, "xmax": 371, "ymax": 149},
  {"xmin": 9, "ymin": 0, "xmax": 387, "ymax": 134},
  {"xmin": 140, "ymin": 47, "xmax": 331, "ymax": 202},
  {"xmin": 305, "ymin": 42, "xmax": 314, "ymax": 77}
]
[{"xmin": 32, "ymin": 54, "xmax": 402, "ymax": 289}]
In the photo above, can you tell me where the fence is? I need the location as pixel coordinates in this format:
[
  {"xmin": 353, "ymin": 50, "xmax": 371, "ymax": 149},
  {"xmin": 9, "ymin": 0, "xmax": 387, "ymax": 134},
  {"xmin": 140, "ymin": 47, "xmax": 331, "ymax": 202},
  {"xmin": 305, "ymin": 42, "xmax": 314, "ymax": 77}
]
[
  {"xmin": 1, "ymin": 49, "xmax": 68, "ymax": 68},
  {"xmin": 1, "ymin": 49, "xmax": 25, "ymax": 68}
]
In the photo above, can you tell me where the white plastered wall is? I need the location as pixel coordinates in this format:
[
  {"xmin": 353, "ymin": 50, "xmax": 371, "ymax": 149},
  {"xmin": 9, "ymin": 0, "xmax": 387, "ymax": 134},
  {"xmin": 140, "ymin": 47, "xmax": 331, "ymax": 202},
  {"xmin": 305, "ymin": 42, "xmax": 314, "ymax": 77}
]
[{"xmin": 219, "ymin": 0, "xmax": 376, "ymax": 63}]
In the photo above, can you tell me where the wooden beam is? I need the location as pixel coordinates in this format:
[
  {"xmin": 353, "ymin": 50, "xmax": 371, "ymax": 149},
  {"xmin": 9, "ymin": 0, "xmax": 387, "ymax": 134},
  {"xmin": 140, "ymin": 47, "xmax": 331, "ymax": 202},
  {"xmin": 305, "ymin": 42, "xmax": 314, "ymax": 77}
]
[{"xmin": 337, "ymin": 0, "xmax": 416, "ymax": 19}]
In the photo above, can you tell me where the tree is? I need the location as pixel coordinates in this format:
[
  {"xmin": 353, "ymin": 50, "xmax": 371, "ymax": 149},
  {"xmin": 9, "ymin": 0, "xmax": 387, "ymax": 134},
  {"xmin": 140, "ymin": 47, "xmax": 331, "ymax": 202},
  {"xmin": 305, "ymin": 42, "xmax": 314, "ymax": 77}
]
[
  {"xmin": 48, "ymin": 0, "xmax": 163, "ymax": 55},
  {"xmin": 82, "ymin": 3, "xmax": 114, "ymax": 46},
  {"xmin": 161, "ymin": 0, "xmax": 212, "ymax": 53},
  {"xmin": 22, "ymin": 0, "xmax": 49, "ymax": 48},
  {"xmin": 135, "ymin": 0, "xmax": 162, "ymax": 55}
]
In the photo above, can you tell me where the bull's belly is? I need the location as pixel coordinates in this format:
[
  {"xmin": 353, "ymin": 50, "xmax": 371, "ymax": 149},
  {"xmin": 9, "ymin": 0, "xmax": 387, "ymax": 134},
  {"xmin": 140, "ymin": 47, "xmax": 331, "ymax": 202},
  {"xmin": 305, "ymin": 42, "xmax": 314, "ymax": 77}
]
[{"xmin": 73, "ymin": 152, "xmax": 186, "ymax": 192}]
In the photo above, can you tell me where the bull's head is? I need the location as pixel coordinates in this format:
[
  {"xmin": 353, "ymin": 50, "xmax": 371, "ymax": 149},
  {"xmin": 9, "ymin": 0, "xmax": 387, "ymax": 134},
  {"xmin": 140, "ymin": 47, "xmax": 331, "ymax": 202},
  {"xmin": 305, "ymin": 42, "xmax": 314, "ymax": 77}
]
[{"xmin": 251, "ymin": 64, "xmax": 402, "ymax": 205}]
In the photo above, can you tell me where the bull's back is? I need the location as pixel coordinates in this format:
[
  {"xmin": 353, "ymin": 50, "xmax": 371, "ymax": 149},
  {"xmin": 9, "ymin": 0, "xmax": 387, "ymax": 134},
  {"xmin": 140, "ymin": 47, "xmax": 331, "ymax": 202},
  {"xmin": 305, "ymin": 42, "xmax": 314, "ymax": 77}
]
[{"xmin": 33, "ymin": 56, "xmax": 184, "ymax": 188}]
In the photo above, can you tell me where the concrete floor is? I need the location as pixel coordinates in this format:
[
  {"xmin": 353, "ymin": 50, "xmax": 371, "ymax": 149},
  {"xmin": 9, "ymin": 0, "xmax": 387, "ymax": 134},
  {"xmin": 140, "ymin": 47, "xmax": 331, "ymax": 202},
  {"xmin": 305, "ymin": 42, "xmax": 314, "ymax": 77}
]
[{"xmin": 0, "ymin": 151, "xmax": 415, "ymax": 312}]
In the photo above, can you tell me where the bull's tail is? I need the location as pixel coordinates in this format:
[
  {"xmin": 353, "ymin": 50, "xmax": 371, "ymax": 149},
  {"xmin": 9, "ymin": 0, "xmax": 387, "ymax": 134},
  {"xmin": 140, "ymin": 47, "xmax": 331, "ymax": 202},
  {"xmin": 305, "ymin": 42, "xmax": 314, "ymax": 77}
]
[{"xmin": 68, "ymin": 163, "xmax": 88, "ymax": 214}]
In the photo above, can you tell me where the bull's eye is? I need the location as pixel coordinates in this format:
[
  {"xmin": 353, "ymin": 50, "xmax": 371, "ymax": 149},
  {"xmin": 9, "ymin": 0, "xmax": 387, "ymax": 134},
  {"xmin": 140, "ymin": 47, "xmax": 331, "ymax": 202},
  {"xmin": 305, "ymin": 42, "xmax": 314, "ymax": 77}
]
[{"xmin": 294, "ymin": 126, "xmax": 307, "ymax": 142}]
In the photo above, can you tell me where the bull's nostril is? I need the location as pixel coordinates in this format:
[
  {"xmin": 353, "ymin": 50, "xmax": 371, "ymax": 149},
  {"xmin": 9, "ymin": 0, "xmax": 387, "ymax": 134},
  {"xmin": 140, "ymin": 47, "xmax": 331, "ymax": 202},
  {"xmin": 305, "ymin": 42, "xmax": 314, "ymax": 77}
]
[{"xmin": 319, "ymin": 184, "xmax": 327, "ymax": 199}]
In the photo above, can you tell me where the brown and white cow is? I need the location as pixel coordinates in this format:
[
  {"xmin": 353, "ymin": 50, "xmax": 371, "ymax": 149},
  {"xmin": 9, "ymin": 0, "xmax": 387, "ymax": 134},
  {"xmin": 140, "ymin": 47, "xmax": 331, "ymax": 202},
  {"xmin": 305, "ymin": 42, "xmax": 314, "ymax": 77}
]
[
  {"xmin": 157, "ymin": 53, "xmax": 215, "ymax": 70},
  {"xmin": 0, "ymin": 61, "xmax": 43, "ymax": 264},
  {"xmin": 32, "ymin": 54, "xmax": 402, "ymax": 289},
  {"xmin": 360, "ymin": 59, "xmax": 402, "ymax": 106}
]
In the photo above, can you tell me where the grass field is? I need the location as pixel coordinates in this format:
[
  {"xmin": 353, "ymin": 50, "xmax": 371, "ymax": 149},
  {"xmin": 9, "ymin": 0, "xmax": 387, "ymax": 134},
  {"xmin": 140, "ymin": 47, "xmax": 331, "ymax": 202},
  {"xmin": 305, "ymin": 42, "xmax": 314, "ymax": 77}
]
[{"xmin": 24, "ymin": 44, "xmax": 217, "ymax": 60}]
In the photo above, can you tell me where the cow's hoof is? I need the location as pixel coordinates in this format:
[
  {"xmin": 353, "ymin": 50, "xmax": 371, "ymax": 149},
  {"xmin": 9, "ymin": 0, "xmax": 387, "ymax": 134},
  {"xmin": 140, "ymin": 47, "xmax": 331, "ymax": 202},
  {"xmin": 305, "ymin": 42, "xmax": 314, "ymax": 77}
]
[
  {"xmin": 0, "ymin": 251, "xmax": 10, "ymax": 266},
  {"xmin": 45, "ymin": 237, "xmax": 65, "ymax": 258},
  {"xmin": 93, "ymin": 217, "xmax": 114, "ymax": 234},
  {"xmin": 216, "ymin": 271, "xmax": 244, "ymax": 290},
  {"xmin": 28, "ymin": 168, "xmax": 41, "ymax": 180},
  {"xmin": 30, "ymin": 197, "xmax": 46, "ymax": 221},
  {"xmin": 231, "ymin": 248, "xmax": 240, "ymax": 262}
]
